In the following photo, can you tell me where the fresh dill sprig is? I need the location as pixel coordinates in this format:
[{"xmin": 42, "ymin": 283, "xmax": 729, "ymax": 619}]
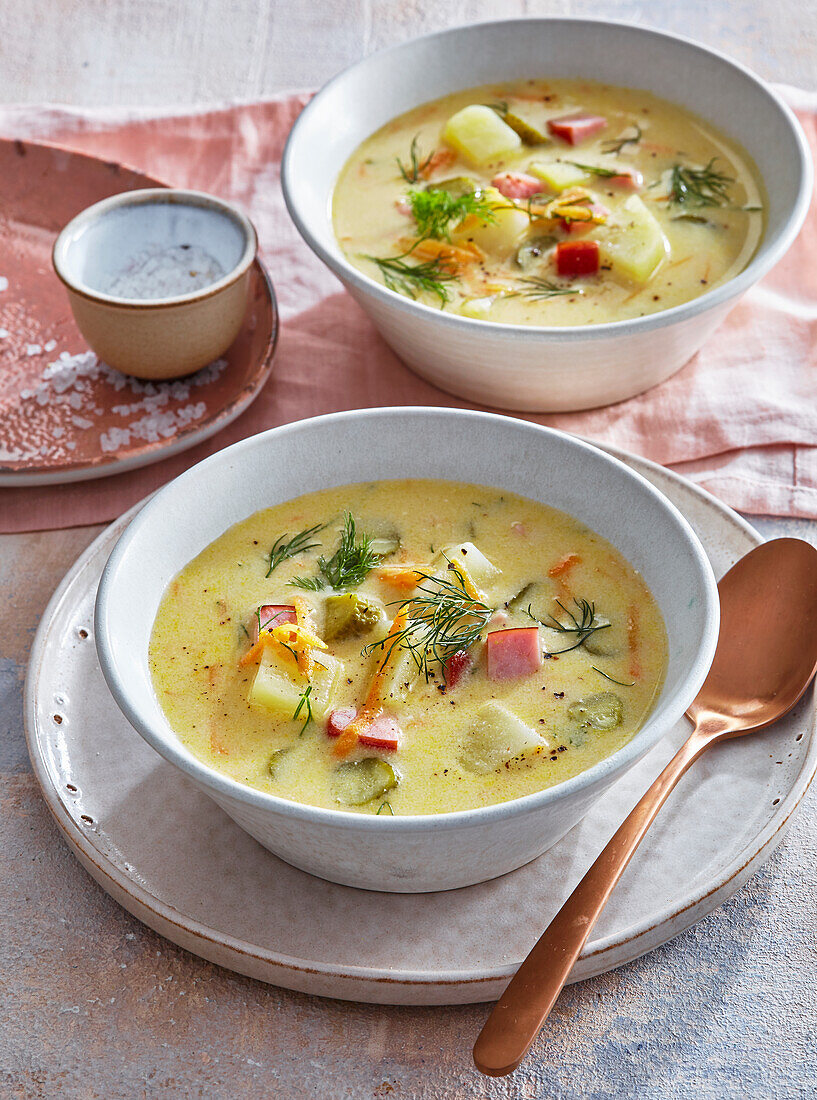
[
  {"xmin": 364, "ymin": 249, "xmax": 457, "ymax": 306},
  {"xmin": 312, "ymin": 512, "xmax": 382, "ymax": 590},
  {"xmin": 289, "ymin": 575, "xmax": 326, "ymax": 591},
  {"xmin": 364, "ymin": 564, "xmax": 492, "ymax": 681},
  {"xmin": 565, "ymin": 161, "xmax": 619, "ymax": 179},
  {"xmin": 265, "ymin": 522, "xmax": 324, "ymax": 578},
  {"xmin": 592, "ymin": 666, "xmax": 635, "ymax": 687},
  {"xmin": 602, "ymin": 124, "xmax": 642, "ymax": 155},
  {"xmin": 528, "ymin": 597, "xmax": 610, "ymax": 655},
  {"xmin": 397, "ymin": 134, "xmax": 434, "ymax": 183},
  {"xmin": 485, "ymin": 100, "xmax": 509, "ymax": 115},
  {"xmin": 293, "ymin": 683, "xmax": 314, "ymax": 735},
  {"xmin": 512, "ymin": 277, "xmax": 577, "ymax": 301},
  {"xmin": 668, "ymin": 158, "xmax": 735, "ymax": 207},
  {"xmin": 376, "ymin": 801, "xmax": 395, "ymax": 815},
  {"xmin": 407, "ymin": 187, "xmax": 496, "ymax": 241}
]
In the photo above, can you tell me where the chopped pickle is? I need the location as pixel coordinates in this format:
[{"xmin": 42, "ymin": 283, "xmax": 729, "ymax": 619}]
[
  {"xmin": 567, "ymin": 692, "xmax": 623, "ymax": 731},
  {"xmin": 268, "ymin": 746, "xmax": 291, "ymax": 778},
  {"xmin": 427, "ymin": 176, "xmax": 479, "ymax": 198},
  {"xmin": 502, "ymin": 111, "xmax": 548, "ymax": 145},
  {"xmin": 581, "ymin": 617, "xmax": 617, "ymax": 657},
  {"xmin": 516, "ymin": 236, "xmax": 557, "ymax": 271},
  {"xmin": 324, "ymin": 593, "xmax": 383, "ymax": 641},
  {"xmin": 334, "ymin": 758, "xmax": 398, "ymax": 805}
]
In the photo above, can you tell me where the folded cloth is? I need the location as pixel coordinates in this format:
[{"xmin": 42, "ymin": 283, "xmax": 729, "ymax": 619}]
[{"xmin": 0, "ymin": 88, "xmax": 814, "ymax": 532}]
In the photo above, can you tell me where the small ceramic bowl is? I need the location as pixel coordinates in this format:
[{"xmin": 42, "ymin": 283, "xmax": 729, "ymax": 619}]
[
  {"xmin": 282, "ymin": 19, "xmax": 812, "ymax": 412},
  {"xmin": 53, "ymin": 188, "xmax": 258, "ymax": 380},
  {"xmin": 95, "ymin": 407, "xmax": 719, "ymax": 893}
]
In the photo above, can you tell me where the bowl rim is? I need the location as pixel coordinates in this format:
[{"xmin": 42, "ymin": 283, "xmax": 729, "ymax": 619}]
[
  {"xmin": 281, "ymin": 16, "xmax": 813, "ymax": 341},
  {"xmin": 52, "ymin": 187, "xmax": 259, "ymax": 309},
  {"xmin": 95, "ymin": 406, "xmax": 720, "ymax": 832}
]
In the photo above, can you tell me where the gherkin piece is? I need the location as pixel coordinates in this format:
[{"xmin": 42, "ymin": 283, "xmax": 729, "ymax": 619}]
[
  {"xmin": 567, "ymin": 692, "xmax": 623, "ymax": 731},
  {"xmin": 515, "ymin": 236, "xmax": 557, "ymax": 272},
  {"xmin": 268, "ymin": 746, "xmax": 292, "ymax": 778},
  {"xmin": 581, "ymin": 618, "xmax": 617, "ymax": 657},
  {"xmin": 323, "ymin": 592, "xmax": 383, "ymax": 642},
  {"xmin": 334, "ymin": 758, "xmax": 398, "ymax": 806},
  {"xmin": 427, "ymin": 176, "xmax": 479, "ymax": 198},
  {"xmin": 501, "ymin": 111, "xmax": 548, "ymax": 145}
]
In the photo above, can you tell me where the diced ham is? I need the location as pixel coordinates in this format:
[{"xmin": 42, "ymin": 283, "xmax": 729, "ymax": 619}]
[
  {"xmin": 326, "ymin": 706, "xmax": 357, "ymax": 738},
  {"xmin": 555, "ymin": 239, "xmax": 600, "ymax": 277},
  {"xmin": 252, "ymin": 604, "xmax": 297, "ymax": 642},
  {"xmin": 326, "ymin": 708, "xmax": 401, "ymax": 751},
  {"xmin": 486, "ymin": 628, "xmax": 543, "ymax": 681},
  {"xmin": 490, "ymin": 171, "xmax": 543, "ymax": 200},
  {"xmin": 444, "ymin": 650, "xmax": 472, "ymax": 688},
  {"xmin": 511, "ymin": 522, "xmax": 528, "ymax": 537},
  {"xmin": 610, "ymin": 168, "xmax": 643, "ymax": 190},
  {"xmin": 547, "ymin": 113, "xmax": 608, "ymax": 145}
]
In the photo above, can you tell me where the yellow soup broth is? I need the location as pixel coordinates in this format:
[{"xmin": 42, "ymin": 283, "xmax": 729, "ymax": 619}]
[
  {"xmin": 149, "ymin": 480, "xmax": 668, "ymax": 815},
  {"xmin": 333, "ymin": 79, "xmax": 764, "ymax": 325}
]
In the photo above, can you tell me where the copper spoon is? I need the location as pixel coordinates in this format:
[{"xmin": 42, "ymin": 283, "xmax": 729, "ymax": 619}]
[{"xmin": 474, "ymin": 537, "xmax": 817, "ymax": 1078}]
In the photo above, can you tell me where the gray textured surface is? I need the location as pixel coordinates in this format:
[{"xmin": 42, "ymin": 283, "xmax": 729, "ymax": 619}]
[
  {"xmin": 1, "ymin": 2, "xmax": 816, "ymax": 1096},
  {"xmin": 0, "ymin": 0, "xmax": 816, "ymax": 105}
]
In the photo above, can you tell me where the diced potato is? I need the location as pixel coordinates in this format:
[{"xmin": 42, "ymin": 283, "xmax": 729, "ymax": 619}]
[
  {"xmin": 250, "ymin": 649, "xmax": 342, "ymax": 720},
  {"xmin": 528, "ymin": 160, "xmax": 588, "ymax": 192},
  {"xmin": 443, "ymin": 104, "xmax": 522, "ymax": 166},
  {"xmin": 250, "ymin": 652, "xmax": 302, "ymax": 715},
  {"xmin": 438, "ymin": 542, "xmax": 501, "ymax": 589},
  {"xmin": 309, "ymin": 652, "xmax": 344, "ymax": 719},
  {"xmin": 459, "ymin": 297, "xmax": 494, "ymax": 319},
  {"xmin": 459, "ymin": 702, "xmax": 551, "ymax": 773},
  {"xmin": 595, "ymin": 194, "xmax": 669, "ymax": 284},
  {"xmin": 376, "ymin": 642, "xmax": 421, "ymax": 708},
  {"xmin": 453, "ymin": 201, "xmax": 531, "ymax": 259}
]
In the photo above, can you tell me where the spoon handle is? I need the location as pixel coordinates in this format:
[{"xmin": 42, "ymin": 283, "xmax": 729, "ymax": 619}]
[{"xmin": 473, "ymin": 726, "xmax": 713, "ymax": 1077}]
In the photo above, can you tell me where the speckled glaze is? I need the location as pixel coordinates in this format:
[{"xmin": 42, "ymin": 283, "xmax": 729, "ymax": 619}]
[
  {"xmin": 26, "ymin": 447, "xmax": 816, "ymax": 1004},
  {"xmin": 282, "ymin": 19, "xmax": 812, "ymax": 411},
  {"xmin": 53, "ymin": 188, "xmax": 258, "ymax": 380},
  {"xmin": 0, "ymin": 139, "xmax": 278, "ymax": 486},
  {"xmin": 94, "ymin": 409, "xmax": 719, "ymax": 892}
]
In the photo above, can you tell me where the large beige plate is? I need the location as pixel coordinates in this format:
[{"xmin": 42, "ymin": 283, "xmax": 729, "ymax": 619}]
[{"xmin": 24, "ymin": 450, "xmax": 816, "ymax": 1004}]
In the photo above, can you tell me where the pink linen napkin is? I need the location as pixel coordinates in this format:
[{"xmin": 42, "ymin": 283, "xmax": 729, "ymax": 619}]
[{"xmin": 0, "ymin": 88, "xmax": 815, "ymax": 532}]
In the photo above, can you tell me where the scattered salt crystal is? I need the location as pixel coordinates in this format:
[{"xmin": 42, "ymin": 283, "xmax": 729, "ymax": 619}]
[
  {"xmin": 0, "ymin": 328, "xmax": 9, "ymax": 338},
  {"xmin": 52, "ymin": 427, "xmax": 65, "ymax": 439},
  {"xmin": 0, "ymin": 276, "xmax": 8, "ymax": 292},
  {"xmin": 44, "ymin": 339, "xmax": 57, "ymax": 352},
  {"xmin": 71, "ymin": 415, "xmax": 93, "ymax": 430},
  {"xmin": 26, "ymin": 343, "xmax": 42, "ymax": 356}
]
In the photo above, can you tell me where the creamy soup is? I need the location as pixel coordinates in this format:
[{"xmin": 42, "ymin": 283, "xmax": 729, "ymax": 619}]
[
  {"xmin": 150, "ymin": 480, "xmax": 668, "ymax": 815},
  {"xmin": 333, "ymin": 79, "xmax": 764, "ymax": 325}
]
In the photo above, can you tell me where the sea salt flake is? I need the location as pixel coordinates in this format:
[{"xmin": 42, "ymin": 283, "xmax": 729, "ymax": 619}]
[
  {"xmin": 0, "ymin": 276, "xmax": 8, "ymax": 292},
  {"xmin": 26, "ymin": 344, "xmax": 42, "ymax": 356},
  {"xmin": 44, "ymin": 339, "xmax": 57, "ymax": 352},
  {"xmin": 0, "ymin": 328, "xmax": 9, "ymax": 338}
]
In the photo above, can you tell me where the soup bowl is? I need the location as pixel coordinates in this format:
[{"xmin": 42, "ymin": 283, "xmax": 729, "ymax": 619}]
[
  {"xmin": 282, "ymin": 19, "xmax": 811, "ymax": 412},
  {"xmin": 95, "ymin": 408, "xmax": 719, "ymax": 892}
]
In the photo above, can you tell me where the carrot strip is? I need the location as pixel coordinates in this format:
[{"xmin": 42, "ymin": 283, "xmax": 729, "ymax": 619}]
[
  {"xmin": 404, "ymin": 236, "xmax": 485, "ymax": 269},
  {"xmin": 377, "ymin": 564, "xmax": 426, "ymax": 590},
  {"xmin": 549, "ymin": 553, "xmax": 581, "ymax": 578}
]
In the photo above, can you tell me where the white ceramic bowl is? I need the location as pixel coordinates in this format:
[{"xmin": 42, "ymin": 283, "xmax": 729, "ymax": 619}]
[
  {"xmin": 95, "ymin": 408, "xmax": 719, "ymax": 892},
  {"xmin": 53, "ymin": 188, "xmax": 258, "ymax": 380},
  {"xmin": 282, "ymin": 19, "xmax": 812, "ymax": 412}
]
